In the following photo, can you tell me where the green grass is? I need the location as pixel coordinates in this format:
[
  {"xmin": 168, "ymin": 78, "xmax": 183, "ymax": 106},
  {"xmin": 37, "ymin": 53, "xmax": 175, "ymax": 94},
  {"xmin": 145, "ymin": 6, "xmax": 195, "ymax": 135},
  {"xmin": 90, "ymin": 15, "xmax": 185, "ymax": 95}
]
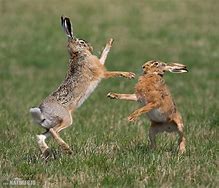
[{"xmin": 0, "ymin": 0, "xmax": 218, "ymax": 187}]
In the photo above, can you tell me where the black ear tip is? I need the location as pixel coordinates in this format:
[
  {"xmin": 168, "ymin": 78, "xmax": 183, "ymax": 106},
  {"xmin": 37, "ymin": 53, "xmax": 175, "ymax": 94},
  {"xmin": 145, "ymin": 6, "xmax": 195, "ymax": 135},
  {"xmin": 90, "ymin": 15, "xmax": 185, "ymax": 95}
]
[
  {"xmin": 61, "ymin": 15, "xmax": 64, "ymax": 25},
  {"xmin": 61, "ymin": 16, "xmax": 73, "ymax": 38},
  {"xmin": 65, "ymin": 17, "xmax": 71, "ymax": 23}
]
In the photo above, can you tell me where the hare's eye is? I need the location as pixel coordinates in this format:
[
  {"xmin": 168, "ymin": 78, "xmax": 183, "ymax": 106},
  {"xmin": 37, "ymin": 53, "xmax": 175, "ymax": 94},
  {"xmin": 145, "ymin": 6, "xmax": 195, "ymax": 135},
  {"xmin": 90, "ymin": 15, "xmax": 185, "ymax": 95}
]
[
  {"xmin": 79, "ymin": 39, "xmax": 86, "ymax": 45},
  {"xmin": 154, "ymin": 62, "xmax": 159, "ymax": 66}
]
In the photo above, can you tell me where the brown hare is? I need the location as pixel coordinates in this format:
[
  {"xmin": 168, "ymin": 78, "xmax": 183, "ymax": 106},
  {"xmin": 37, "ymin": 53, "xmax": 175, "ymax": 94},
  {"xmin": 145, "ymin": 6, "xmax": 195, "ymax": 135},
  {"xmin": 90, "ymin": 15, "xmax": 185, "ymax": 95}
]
[
  {"xmin": 30, "ymin": 16, "xmax": 135, "ymax": 157},
  {"xmin": 107, "ymin": 60, "xmax": 188, "ymax": 153}
]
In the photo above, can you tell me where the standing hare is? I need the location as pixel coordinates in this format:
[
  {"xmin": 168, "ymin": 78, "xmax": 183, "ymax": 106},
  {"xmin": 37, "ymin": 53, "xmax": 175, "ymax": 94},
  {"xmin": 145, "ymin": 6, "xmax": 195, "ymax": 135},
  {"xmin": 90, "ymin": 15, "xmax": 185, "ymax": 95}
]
[
  {"xmin": 30, "ymin": 16, "xmax": 135, "ymax": 157},
  {"xmin": 107, "ymin": 60, "xmax": 188, "ymax": 153}
]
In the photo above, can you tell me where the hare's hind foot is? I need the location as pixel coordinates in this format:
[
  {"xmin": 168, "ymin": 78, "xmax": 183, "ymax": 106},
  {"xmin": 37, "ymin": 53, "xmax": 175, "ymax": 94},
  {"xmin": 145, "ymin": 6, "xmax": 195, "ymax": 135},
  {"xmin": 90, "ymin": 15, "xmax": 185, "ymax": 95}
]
[
  {"xmin": 36, "ymin": 132, "xmax": 53, "ymax": 159},
  {"xmin": 49, "ymin": 128, "xmax": 73, "ymax": 155},
  {"xmin": 178, "ymin": 137, "xmax": 186, "ymax": 154},
  {"xmin": 178, "ymin": 145, "xmax": 186, "ymax": 154},
  {"xmin": 61, "ymin": 145, "xmax": 73, "ymax": 155},
  {"xmin": 41, "ymin": 148, "xmax": 53, "ymax": 160},
  {"xmin": 177, "ymin": 126, "xmax": 186, "ymax": 154},
  {"xmin": 36, "ymin": 133, "xmax": 49, "ymax": 153}
]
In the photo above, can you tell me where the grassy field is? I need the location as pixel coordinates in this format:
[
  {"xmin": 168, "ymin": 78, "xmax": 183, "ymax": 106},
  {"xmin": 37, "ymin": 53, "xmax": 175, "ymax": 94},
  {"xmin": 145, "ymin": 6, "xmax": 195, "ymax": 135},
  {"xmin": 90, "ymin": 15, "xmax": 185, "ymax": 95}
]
[{"xmin": 0, "ymin": 0, "xmax": 218, "ymax": 187}]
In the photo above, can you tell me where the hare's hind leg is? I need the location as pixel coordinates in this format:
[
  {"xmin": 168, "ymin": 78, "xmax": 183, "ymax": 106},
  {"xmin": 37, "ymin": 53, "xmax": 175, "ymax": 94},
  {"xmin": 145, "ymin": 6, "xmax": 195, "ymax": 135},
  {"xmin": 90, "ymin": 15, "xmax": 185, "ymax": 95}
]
[
  {"xmin": 50, "ymin": 125, "xmax": 72, "ymax": 154},
  {"xmin": 148, "ymin": 121, "xmax": 174, "ymax": 150},
  {"xmin": 148, "ymin": 122, "xmax": 162, "ymax": 149},
  {"xmin": 30, "ymin": 107, "xmax": 52, "ymax": 157},
  {"xmin": 172, "ymin": 113, "xmax": 186, "ymax": 153},
  {"xmin": 49, "ymin": 116, "xmax": 73, "ymax": 154}
]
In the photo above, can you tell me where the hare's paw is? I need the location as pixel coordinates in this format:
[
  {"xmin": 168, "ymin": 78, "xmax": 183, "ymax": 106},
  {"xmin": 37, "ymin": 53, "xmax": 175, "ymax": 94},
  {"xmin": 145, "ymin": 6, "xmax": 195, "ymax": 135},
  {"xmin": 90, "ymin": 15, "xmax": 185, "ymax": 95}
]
[
  {"xmin": 123, "ymin": 72, "xmax": 135, "ymax": 79},
  {"xmin": 178, "ymin": 148, "xmax": 186, "ymax": 155},
  {"xmin": 178, "ymin": 144, "xmax": 186, "ymax": 154},
  {"xmin": 107, "ymin": 92, "xmax": 118, "ymax": 99},
  {"xmin": 128, "ymin": 113, "xmax": 138, "ymax": 122},
  {"xmin": 61, "ymin": 144, "xmax": 73, "ymax": 155},
  {"xmin": 41, "ymin": 148, "xmax": 53, "ymax": 160},
  {"xmin": 64, "ymin": 148, "xmax": 73, "ymax": 155},
  {"xmin": 108, "ymin": 38, "xmax": 114, "ymax": 47}
]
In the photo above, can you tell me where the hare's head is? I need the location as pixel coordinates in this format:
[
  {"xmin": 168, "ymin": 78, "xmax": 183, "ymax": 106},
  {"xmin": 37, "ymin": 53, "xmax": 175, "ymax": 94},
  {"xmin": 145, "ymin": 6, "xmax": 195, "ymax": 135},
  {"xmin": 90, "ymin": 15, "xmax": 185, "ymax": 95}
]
[
  {"xmin": 61, "ymin": 16, "xmax": 93, "ymax": 57},
  {"xmin": 142, "ymin": 60, "xmax": 188, "ymax": 76}
]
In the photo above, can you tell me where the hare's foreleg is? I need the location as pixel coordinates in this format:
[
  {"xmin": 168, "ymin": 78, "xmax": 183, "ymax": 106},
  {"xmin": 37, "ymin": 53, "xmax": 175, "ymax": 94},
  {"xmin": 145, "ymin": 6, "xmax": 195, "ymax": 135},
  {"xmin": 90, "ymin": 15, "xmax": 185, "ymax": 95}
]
[
  {"xmin": 107, "ymin": 92, "xmax": 137, "ymax": 101},
  {"xmin": 99, "ymin": 38, "xmax": 135, "ymax": 79},
  {"xmin": 104, "ymin": 71, "xmax": 135, "ymax": 79},
  {"xmin": 99, "ymin": 38, "xmax": 114, "ymax": 65},
  {"xmin": 128, "ymin": 102, "xmax": 158, "ymax": 122}
]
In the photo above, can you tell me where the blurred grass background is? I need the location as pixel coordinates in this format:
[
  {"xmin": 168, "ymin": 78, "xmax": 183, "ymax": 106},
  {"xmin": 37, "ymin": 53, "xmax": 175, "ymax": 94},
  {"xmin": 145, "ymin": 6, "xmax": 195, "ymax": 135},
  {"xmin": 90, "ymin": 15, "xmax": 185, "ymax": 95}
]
[{"xmin": 0, "ymin": 0, "xmax": 218, "ymax": 187}]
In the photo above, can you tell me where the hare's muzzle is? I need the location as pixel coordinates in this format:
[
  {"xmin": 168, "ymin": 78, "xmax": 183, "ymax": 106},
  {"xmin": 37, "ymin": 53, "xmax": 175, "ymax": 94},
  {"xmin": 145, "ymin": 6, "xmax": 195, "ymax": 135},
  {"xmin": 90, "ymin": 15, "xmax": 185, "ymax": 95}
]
[{"xmin": 166, "ymin": 63, "xmax": 188, "ymax": 73}]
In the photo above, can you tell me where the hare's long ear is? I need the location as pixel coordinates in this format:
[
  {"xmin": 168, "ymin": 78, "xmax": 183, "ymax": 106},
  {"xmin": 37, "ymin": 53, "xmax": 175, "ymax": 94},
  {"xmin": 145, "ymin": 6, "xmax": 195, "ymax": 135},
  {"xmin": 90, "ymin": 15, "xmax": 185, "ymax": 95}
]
[
  {"xmin": 165, "ymin": 63, "xmax": 188, "ymax": 73},
  {"xmin": 61, "ymin": 16, "xmax": 73, "ymax": 38}
]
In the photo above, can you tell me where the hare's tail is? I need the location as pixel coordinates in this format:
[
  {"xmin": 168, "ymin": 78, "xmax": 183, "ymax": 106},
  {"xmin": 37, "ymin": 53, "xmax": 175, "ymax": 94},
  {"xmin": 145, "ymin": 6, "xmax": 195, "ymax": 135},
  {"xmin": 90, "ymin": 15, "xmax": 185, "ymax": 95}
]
[{"xmin": 30, "ymin": 107, "xmax": 45, "ymax": 124}]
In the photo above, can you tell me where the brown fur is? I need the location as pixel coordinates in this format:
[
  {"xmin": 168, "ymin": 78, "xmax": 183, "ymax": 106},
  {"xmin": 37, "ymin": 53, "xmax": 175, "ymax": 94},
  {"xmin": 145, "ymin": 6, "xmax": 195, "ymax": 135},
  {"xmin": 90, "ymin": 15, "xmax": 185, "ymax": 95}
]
[
  {"xmin": 107, "ymin": 60, "xmax": 188, "ymax": 153},
  {"xmin": 30, "ymin": 16, "xmax": 135, "ymax": 157}
]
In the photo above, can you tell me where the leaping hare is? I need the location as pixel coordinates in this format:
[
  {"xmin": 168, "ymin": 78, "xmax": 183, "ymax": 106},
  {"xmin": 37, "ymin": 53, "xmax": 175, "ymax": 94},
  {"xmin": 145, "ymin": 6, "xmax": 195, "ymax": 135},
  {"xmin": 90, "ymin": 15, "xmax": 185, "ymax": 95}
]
[
  {"xmin": 30, "ymin": 16, "xmax": 135, "ymax": 157},
  {"xmin": 107, "ymin": 60, "xmax": 188, "ymax": 153}
]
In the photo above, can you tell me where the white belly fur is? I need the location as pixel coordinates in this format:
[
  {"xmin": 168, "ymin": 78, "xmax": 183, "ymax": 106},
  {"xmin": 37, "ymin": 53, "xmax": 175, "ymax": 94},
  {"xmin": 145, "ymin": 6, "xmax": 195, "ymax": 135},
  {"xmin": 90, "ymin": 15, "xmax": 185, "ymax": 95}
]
[
  {"xmin": 77, "ymin": 79, "xmax": 101, "ymax": 108},
  {"xmin": 138, "ymin": 97, "xmax": 166, "ymax": 122},
  {"xmin": 147, "ymin": 108, "xmax": 167, "ymax": 122}
]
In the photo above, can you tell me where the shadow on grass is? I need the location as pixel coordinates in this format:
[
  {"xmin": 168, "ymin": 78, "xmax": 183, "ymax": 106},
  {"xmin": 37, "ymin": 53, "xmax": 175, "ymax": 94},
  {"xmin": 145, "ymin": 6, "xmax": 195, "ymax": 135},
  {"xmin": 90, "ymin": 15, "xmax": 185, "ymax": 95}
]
[
  {"xmin": 123, "ymin": 141, "xmax": 181, "ymax": 156},
  {"xmin": 22, "ymin": 148, "xmax": 65, "ymax": 163}
]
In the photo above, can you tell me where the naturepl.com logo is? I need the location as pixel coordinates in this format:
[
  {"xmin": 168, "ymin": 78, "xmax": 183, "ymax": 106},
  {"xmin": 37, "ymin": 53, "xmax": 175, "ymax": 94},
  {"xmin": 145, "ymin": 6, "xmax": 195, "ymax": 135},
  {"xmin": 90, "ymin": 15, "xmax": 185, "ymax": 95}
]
[{"xmin": 2, "ymin": 178, "xmax": 36, "ymax": 186}]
